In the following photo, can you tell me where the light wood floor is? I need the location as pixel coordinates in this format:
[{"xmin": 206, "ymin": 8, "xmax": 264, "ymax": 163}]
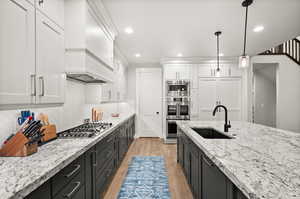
[{"xmin": 103, "ymin": 138, "xmax": 194, "ymax": 199}]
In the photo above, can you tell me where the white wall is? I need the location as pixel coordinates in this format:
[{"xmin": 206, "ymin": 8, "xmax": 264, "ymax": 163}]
[
  {"xmin": 251, "ymin": 55, "xmax": 300, "ymax": 133},
  {"xmin": 253, "ymin": 64, "xmax": 277, "ymax": 127}
]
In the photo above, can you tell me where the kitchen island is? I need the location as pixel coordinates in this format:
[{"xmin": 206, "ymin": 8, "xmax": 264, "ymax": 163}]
[
  {"xmin": 176, "ymin": 121, "xmax": 300, "ymax": 199},
  {"xmin": 0, "ymin": 113, "xmax": 135, "ymax": 199}
]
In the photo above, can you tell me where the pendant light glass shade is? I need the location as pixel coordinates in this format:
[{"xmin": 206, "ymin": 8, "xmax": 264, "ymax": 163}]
[
  {"xmin": 239, "ymin": 0, "xmax": 253, "ymax": 68},
  {"xmin": 239, "ymin": 55, "xmax": 250, "ymax": 68},
  {"xmin": 215, "ymin": 68, "xmax": 221, "ymax": 77}
]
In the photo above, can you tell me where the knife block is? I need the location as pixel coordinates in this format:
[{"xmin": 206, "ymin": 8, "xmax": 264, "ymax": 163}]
[
  {"xmin": 40, "ymin": 125, "xmax": 57, "ymax": 143},
  {"xmin": 0, "ymin": 132, "xmax": 38, "ymax": 157}
]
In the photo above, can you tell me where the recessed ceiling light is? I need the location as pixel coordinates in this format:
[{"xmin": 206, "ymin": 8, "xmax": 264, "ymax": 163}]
[
  {"xmin": 135, "ymin": 53, "xmax": 141, "ymax": 58},
  {"xmin": 219, "ymin": 53, "xmax": 224, "ymax": 57},
  {"xmin": 253, "ymin": 25, "xmax": 264, "ymax": 33},
  {"xmin": 177, "ymin": 53, "xmax": 183, "ymax": 57},
  {"xmin": 124, "ymin": 27, "xmax": 134, "ymax": 34}
]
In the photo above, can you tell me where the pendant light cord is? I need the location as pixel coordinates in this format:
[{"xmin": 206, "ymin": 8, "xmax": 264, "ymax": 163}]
[{"xmin": 243, "ymin": 5, "xmax": 249, "ymax": 56}]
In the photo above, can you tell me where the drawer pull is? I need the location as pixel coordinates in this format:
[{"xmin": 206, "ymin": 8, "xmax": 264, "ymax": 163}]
[
  {"xmin": 64, "ymin": 181, "xmax": 81, "ymax": 198},
  {"xmin": 64, "ymin": 165, "xmax": 81, "ymax": 178}
]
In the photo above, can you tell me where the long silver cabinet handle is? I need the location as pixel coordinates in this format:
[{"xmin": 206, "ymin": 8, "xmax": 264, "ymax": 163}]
[
  {"xmin": 64, "ymin": 181, "xmax": 81, "ymax": 198},
  {"xmin": 93, "ymin": 151, "xmax": 97, "ymax": 166},
  {"xmin": 39, "ymin": 76, "xmax": 45, "ymax": 96},
  {"xmin": 30, "ymin": 74, "xmax": 36, "ymax": 96},
  {"xmin": 64, "ymin": 165, "xmax": 81, "ymax": 178}
]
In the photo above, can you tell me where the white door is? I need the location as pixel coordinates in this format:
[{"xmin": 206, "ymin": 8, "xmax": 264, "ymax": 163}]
[
  {"xmin": 198, "ymin": 78, "xmax": 217, "ymax": 120},
  {"xmin": 36, "ymin": 10, "xmax": 65, "ymax": 104},
  {"xmin": 137, "ymin": 68, "xmax": 162, "ymax": 137},
  {"xmin": 217, "ymin": 78, "xmax": 242, "ymax": 121},
  {"xmin": 0, "ymin": 0, "xmax": 35, "ymax": 105}
]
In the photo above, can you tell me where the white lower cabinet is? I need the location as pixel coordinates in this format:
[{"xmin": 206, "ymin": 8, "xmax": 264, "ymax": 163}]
[
  {"xmin": 198, "ymin": 78, "xmax": 242, "ymax": 121},
  {"xmin": 0, "ymin": 0, "xmax": 35, "ymax": 105},
  {"xmin": 36, "ymin": 10, "xmax": 65, "ymax": 104}
]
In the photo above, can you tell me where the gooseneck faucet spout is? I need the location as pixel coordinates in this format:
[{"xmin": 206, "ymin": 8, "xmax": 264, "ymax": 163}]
[{"xmin": 213, "ymin": 105, "xmax": 231, "ymax": 132}]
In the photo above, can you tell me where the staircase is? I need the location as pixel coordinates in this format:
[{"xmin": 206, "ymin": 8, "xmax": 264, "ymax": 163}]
[{"xmin": 259, "ymin": 38, "xmax": 300, "ymax": 65}]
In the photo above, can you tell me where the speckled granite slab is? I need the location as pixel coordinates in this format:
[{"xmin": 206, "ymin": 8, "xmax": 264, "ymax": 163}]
[
  {"xmin": 176, "ymin": 121, "xmax": 300, "ymax": 199},
  {"xmin": 0, "ymin": 113, "xmax": 135, "ymax": 199}
]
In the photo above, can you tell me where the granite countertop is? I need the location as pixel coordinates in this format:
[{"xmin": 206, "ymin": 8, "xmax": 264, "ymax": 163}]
[
  {"xmin": 0, "ymin": 112, "xmax": 135, "ymax": 199},
  {"xmin": 176, "ymin": 121, "xmax": 300, "ymax": 199}
]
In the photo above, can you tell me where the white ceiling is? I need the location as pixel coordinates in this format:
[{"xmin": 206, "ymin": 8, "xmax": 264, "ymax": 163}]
[{"xmin": 102, "ymin": 0, "xmax": 300, "ymax": 64}]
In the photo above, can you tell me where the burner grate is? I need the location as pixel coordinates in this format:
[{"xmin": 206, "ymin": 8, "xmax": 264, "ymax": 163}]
[{"xmin": 58, "ymin": 122, "xmax": 112, "ymax": 138}]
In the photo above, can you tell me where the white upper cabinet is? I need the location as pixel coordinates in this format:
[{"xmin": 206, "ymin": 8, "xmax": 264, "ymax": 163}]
[
  {"xmin": 164, "ymin": 65, "xmax": 190, "ymax": 80},
  {"xmin": 198, "ymin": 64, "xmax": 242, "ymax": 77},
  {"xmin": 198, "ymin": 77, "xmax": 242, "ymax": 121},
  {"xmin": 65, "ymin": 0, "xmax": 116, "ymax": 82},
  {"xmin": 0, "ymin": 0, "xmax": 35, "ymax": 105},
  {"xmin": 35, "ymin": 0, "xmax": 64, "ymax": 28},
  {"xmin": 36, "ymin": 10, "xmax": 65, "ymax": 104}
]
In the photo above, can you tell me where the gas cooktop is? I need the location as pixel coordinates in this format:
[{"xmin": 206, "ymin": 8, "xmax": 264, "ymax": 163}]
[{"xmin": 58, "ymin": 122, "xmax": 113, "ymax": 138}]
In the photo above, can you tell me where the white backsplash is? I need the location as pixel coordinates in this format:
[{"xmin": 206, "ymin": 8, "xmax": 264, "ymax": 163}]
[{"xmin": 0, "ymin": 80, "xmax": 133, "ymax": 144}]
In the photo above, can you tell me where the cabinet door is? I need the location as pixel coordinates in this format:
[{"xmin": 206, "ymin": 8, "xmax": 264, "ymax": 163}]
[
  {"xmin": 190, "ymin": 65, "xmax": 198, "ymax": 88},
  {"xmin": 35, "ymin": 0, "xmax": 64, "ymax": 28},
  {"xmin": 0, "ymin": 0, "xmax": 35, "ymax": 105},
  {"xmin": 85, "ymin": 148, "xmax": 96, "ymax": 199},
  {"xmin": 25, "ymin": 181, "xmax": 51, "ymax": 199},
  {"xmin": 101, "ymin": 83, "xmax": 113, "ymax": 102},
  {"xmin": 164, "ymin": 66, "xmax": 177, "ymax": 80},
  {"xmin": 86, "ymin": 5, "xmax": 114, "ymax": 68},
  {"xmin": 198, "ymin": 66, "xmax": 214, "ymax": 77},
  {"xmin": 177, "ymin": 65, "xmax": 190, "ymax": 79},
  {"xmin": 36, "ymin": 11, "xmax": 65, "ymax": 104},
  {"xmin": 217, "ymin": 78, "xmax": 242, "ymax": 121},
  {"xmin": 202, "ymin": 155, "xmax": 227, "ymax": 199},
  {"xmin": 191, "ymin": 88, "xmax": 199, "ymax": 117},
  {"xmin": 190, "ymin": 146, "xmax": 200, "ymax": 199},
  {"xmin": 198, "ymin": 78, "xmax": 217, "ymax": 120}
]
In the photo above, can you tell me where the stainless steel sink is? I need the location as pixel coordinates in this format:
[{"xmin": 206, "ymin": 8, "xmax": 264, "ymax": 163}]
[{"xmin": 191, "ymin": 128, "xmax": 233, "ymax": 139}]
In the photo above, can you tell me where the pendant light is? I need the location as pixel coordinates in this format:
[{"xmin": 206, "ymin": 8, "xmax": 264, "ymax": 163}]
[
  {"xmin": 239, "ymin": 0, "xmax": 253, "ymax": 68},
  {"xmin": 215, "ymin": 31, "xmax": 222, "ymax": 77}
]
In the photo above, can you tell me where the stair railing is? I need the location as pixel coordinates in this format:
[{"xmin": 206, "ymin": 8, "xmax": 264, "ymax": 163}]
[{"xmin": 259, "ymin": 38, "xmax": 300, "ymax": 65}]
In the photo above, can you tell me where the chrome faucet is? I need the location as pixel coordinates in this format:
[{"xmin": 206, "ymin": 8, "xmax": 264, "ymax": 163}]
[{"xmin": 213, "ymin": 105, "xmax": 231, "ymax": 132}]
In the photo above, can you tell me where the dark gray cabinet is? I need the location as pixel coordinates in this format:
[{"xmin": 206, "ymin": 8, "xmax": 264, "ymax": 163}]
[
  {"xmin": 177, "ymin": 128, "xmax": 248, "ymax": 199},
  {"xmin": 190, "ymin": 143, "xmax": 200, "ymax": 199},
  {"xmin": 26, "ymin": 116, "xmax": 135, "ymax": 199},
  {"xmin": 202, "ymin": 155, "xmax": 227, "ymax": 199},
  {"xmin": 25, "ymin": 181, "xmax": 51, "ymax": 199}
]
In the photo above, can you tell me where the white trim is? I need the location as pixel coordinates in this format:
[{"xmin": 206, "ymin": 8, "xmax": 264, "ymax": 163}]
[{"xmin": 160, "ymin": 56, "xmax": 238, "ymax": 65}]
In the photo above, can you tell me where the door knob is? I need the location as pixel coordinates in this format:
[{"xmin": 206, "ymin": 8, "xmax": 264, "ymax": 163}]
[{"xmin": 156, "ymin": 112, "xmax": 159, "ymax": 114}]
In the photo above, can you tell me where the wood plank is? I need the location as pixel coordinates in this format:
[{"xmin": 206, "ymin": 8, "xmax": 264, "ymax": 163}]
[{"xmin": 103, "ymin": 138, "xmax": 194, "ymax": 199}]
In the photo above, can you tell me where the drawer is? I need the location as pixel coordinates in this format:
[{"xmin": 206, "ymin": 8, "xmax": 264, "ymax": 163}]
[
  {"xmin": 53, "ymin": 172, "xmax": 85, "ymax": 199},
  {"xmin": 98, "ymin": 133, "xmax": 115, "ymax": 150},
  {"xmin": 52, "ymin": 155, "xmax": 85, "ymax": 196}
]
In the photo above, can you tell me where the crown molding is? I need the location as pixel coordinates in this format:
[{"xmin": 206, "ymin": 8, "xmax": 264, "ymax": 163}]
[
  {"xmin": 87, "ymin": 0, "xmax": 118, "ymax": 40},
  {"xmin": 114, "ymin": 44, "xmax": 130, "ymax": 67},
  {"xmin": 160, "ymin": 56, "xmax": 239, "ymax": 65}
]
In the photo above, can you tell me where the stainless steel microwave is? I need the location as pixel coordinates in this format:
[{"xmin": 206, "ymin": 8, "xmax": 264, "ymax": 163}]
[{"xmin": 166, "ymin": 80, "xmax": 190, "ymax": 97}]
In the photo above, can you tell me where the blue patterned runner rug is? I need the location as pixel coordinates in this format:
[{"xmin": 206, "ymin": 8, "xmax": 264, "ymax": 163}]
[{"xmin": 117, "ymin": 156, "xmax": 171, "ymax": 199}]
